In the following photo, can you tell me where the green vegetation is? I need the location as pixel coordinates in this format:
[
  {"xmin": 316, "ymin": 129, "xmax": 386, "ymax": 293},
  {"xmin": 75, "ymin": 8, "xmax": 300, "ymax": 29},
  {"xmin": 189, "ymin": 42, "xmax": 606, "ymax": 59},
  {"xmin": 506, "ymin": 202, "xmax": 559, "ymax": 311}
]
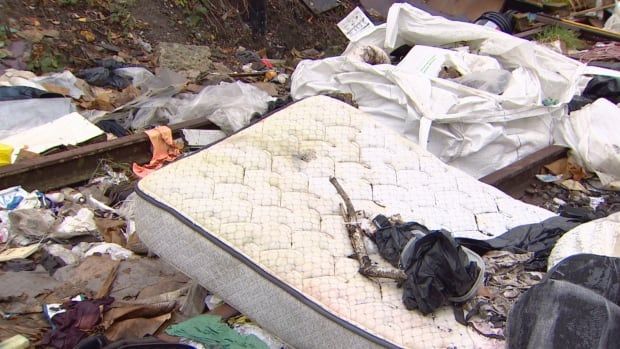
[{"xmin": 535, "ymin": 25, "xmax": 583, "ymax": 50}]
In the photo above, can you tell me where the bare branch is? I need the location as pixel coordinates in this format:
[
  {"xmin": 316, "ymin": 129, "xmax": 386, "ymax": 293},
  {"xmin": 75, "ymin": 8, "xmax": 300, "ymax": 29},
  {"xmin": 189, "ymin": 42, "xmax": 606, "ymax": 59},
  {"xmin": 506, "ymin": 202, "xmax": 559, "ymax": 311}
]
[{"xmin": 329, "ymin": 177, "xmax": 407, "ymax": 282}]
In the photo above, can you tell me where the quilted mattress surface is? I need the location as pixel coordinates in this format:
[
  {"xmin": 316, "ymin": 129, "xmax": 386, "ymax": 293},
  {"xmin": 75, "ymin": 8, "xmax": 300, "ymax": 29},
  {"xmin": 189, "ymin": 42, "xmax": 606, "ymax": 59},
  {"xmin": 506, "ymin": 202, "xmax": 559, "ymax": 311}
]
[{"xmin": 136, "ymin": 96, "xmax": 554, "ymax": 348}]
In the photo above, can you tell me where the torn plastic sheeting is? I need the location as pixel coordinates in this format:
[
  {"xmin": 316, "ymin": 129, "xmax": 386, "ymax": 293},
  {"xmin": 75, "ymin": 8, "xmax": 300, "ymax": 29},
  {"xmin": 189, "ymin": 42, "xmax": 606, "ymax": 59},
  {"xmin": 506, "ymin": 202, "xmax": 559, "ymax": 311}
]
[
  {"xmin": 548, "ymin": 211, "xmax": 620, "ymax": 270},
  {"xmin": 31, "ymin": 70, "xmax": 86, "ymax": 99},
  {"xmin": 291, "ymin": 3, "xmax": 592, "ymax": 178},
  {"xmin": 453, "ymin": 69, "xmax": 512, "ymax": 95},
  {"xmin": 84, "ymin": 68, "xmax": 187, "ymax": 130},
  {"xmin": 98, "ymin": 81, "xmax": 273, "ymax": 132},
  {"xmin": 555, "ymin": 98, "xmax": 620, "ymax": 188},
  {"xmin": 0, "ymin": 97, "xmax": 75, "ymax": 139},
  {"xmin": 45, "ymin": 244, "xmax": 81, "ymax": 265},
  {"xmin": 176, "ymin": 81, "xmax": 275, "ymax": 133}
]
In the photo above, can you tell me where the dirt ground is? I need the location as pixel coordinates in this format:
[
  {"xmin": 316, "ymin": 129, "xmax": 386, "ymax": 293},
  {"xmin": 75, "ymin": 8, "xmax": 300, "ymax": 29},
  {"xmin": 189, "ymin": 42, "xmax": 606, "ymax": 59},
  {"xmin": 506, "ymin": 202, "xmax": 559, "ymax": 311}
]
[{"xmin": 0, "ymin": 0, "xmax": 354, "ymax": 73}]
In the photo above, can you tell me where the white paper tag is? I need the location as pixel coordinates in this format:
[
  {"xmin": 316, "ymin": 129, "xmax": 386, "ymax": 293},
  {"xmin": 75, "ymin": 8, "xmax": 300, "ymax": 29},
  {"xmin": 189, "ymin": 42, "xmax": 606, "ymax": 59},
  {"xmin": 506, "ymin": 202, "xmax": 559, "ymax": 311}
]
[{"xmin": 337, "ymin": 7, "xmax": 375, "ymax": 41}]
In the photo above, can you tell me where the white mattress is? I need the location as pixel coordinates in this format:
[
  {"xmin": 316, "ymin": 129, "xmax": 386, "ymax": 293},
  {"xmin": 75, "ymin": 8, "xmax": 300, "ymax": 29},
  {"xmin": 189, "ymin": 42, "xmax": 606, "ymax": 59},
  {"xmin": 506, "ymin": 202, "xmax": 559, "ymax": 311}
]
[{"xmin": 135, "ymin": 96, "xmax": 554, "ymax": 348}]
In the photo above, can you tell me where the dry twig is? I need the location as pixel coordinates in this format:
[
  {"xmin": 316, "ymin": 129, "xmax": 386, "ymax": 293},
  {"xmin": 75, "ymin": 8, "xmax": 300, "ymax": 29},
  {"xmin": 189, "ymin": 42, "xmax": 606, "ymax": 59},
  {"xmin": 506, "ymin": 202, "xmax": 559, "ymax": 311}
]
[{"xmin": 329, "ymin": 177, "xmax": 407, "ymax": 282}]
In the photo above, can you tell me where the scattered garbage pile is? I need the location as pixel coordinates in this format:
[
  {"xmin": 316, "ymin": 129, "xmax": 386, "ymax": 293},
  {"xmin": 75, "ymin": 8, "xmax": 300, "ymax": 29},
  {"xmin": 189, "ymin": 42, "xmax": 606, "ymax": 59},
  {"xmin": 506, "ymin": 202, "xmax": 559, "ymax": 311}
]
[
  {"xmin": 1, "ymin": 0, "xmax": 620, "ymax": 348},
  {"xmin": 0, "ymin": 164, "xmax": 289, "ymax": 348}
]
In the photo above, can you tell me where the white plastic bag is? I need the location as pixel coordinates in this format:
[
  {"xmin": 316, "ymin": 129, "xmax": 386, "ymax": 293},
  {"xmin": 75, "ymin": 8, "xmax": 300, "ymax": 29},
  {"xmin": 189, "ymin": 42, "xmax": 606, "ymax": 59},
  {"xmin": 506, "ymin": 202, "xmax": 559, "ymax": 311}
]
[
  {"xmin": 555, "ymin": 98, "xmax": 620, "ymax": 188},
  {"xmin": 177, "ymin": 81, "xmax": 275, "ymax": 133},
  {"xmin": 604, "ymin": 1, "xmax": 620, "ymax": 33}
]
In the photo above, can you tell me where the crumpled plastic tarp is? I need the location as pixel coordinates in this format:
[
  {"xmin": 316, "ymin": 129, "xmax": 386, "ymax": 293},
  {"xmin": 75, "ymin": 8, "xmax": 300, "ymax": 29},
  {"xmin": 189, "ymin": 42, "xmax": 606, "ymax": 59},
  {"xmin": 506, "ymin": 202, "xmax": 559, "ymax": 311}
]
[
  {"xmin": 555, "ymin": 98, "xmax": 620, "ymax": 188},
  {"xmin": 506, "ymin": 254, "xmax": 620, "ymax": 349},
  {"xmin": 291, "ymin": 4, "xmax": 618, "ymax": 178},
  {"xmin": 96, "ymin": 80, "xmax": 274, "ymax": 132}
]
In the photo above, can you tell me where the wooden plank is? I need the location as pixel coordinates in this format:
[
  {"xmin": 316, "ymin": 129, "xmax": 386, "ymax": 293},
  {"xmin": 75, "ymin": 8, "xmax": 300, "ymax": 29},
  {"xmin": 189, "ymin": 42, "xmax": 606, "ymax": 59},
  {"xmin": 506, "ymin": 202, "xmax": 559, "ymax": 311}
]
[
  {"xmin": 0, "ymin": 119, "xmax": 217, "ymax": 191},
  {"xmin": 480, "ymin": 145, "xmax": 567, "ymax": 197}
]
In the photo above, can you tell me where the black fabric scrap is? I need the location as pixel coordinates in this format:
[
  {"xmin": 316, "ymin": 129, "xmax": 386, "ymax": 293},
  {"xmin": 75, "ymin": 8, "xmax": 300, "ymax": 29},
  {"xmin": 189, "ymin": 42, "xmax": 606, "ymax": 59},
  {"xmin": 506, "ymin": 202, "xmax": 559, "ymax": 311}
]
[{"xmin": 456, "ymin": 216, "xmax": 581, "ymax": 270}]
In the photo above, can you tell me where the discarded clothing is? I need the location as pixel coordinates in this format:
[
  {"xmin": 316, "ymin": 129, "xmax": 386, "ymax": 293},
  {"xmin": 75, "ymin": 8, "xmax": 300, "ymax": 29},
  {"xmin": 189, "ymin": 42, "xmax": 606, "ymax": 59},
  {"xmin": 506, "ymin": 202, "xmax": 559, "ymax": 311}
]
[
  {"xmin": 165, "ymin": 315, "xmax": 269, "ymax": 349},
  {"xmin": 0, "ymin": 85, "xmax": 63, "ymax": 101},
  {"xmin": 401, "ymin": 230, "xmax": 481, "ymax": 314},
  {"xmin": 456, "ymin": 216, "xmax": 581, "ymax": 270},
  {"xmin": 506, "ymin": 254, "xmax": 620, "ymax": 349},
  {"xmin": 132, "ymin": 126, "xmax": 181, "ymax": 178},
  {"xmin": 41, "ymin": 297, "xmax": 114, "ymax": 349}
]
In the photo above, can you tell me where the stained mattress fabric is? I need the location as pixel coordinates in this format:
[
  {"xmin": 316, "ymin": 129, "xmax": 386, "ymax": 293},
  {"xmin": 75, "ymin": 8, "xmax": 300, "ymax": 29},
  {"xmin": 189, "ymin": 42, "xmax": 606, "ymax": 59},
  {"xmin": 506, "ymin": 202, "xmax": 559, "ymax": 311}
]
[{"xmin": 135, "ymin": 96, "xmax": 555, "ymax": 348}]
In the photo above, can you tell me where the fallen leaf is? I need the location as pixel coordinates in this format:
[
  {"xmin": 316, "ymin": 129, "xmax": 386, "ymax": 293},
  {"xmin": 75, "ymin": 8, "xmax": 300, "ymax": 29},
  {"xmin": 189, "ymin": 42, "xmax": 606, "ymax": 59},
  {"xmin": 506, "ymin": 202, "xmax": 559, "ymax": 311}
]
[
  {"xmin": 80, "ymin": 30, "xmax": 96, "ymax": 43},
  {"xmin": 560, "ymin": 179, "xmax": 589, "ymax": 193},
  {"xmin": 0, "ymin": 48, "xmax": 10, "ymax": 59},
  {"xmin": 51, "ymin": 20, "xmax": 61, "ymax": 25},
  {"xmin": 78, "ymin": 17, "xmax": 88, "ymax": 22}
]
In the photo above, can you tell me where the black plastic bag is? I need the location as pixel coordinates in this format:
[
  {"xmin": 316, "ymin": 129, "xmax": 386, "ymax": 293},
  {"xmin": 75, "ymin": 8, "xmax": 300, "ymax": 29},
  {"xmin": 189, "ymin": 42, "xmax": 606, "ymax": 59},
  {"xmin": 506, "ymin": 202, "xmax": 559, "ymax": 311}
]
[
  {"xmin": 582, "ymin": 76, "xmax": 620, "ymax": 104},
  {"xmin": 506, "ymin": 254, "xmax": 620, "ymax": 349},
  {"xmin": 401, "ymin": 230, "xmax": 480, "ymax": 314},
  {"xmin": 76, "ymin": 59, "xmax": 141, "ymax": 90},
  {"xmin": 372, "ymin": 214, "xmax": 429, "ymax": 267}
]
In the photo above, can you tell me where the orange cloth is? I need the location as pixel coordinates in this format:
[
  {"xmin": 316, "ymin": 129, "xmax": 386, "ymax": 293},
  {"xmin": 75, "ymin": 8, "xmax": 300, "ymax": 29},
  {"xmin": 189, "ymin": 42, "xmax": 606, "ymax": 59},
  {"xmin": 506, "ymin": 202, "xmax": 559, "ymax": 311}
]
[{"xmin": 132, "ymin": 126, "xmax": 181, "ymax": 178}]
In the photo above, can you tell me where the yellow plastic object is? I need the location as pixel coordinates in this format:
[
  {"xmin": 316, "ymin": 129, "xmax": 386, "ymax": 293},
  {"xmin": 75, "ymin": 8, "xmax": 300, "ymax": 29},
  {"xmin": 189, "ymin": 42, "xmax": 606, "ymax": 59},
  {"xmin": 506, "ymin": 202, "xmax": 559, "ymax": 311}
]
[
  {"xmin": 0, "ymin": 144, "xmax": 13, "ymax": 167},
  {"xmin": 0, "ymin": 335, "xmax": 30, "ymax": 349}
]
